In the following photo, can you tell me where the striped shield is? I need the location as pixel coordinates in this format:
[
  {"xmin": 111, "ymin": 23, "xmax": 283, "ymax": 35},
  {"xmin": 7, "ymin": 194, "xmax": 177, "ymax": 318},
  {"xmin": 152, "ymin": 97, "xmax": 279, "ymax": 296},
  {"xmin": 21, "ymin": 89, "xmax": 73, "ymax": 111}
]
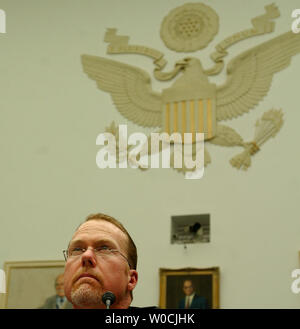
[{"xmin": 162, "ymin": 98, "xmax": 216, "ymax": 142}]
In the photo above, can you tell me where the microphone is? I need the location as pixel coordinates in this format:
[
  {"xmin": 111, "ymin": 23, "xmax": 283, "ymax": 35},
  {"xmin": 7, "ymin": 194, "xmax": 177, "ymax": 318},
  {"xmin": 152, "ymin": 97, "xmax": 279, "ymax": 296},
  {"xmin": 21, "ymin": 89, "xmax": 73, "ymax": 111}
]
[{"xmin": 102, "ymin": 291, "xmax": 116, "ymax": 309}]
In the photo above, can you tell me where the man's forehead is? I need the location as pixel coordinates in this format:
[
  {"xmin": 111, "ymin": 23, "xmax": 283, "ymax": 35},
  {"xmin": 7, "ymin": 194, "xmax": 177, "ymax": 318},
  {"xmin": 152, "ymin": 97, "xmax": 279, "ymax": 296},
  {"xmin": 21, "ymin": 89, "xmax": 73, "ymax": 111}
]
[
  {"xmin": 71, "ymin": 220, "xmax": 127, "ymax": 245},
  {"xmin": 184, "ymin": 281, "xmax": 193, "ymax": 287},
  {"xmin": 56, "ymin": 275, "xmax": 64, "ymax": 283}
]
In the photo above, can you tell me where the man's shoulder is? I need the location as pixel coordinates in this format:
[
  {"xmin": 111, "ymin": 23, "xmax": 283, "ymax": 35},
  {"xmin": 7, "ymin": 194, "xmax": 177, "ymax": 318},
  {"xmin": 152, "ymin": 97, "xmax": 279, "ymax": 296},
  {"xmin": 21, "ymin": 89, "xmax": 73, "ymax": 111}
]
[
  {"xmin": 38, "ymin": 295, "xmax": 57, "ymax": 309},
  {"xmin": 194, "ymin": 294, "xmax": 206, "ymax": 301},
  {"xmin": 45, "ymin": 295, "xmax": 57, "ymax": 301}
]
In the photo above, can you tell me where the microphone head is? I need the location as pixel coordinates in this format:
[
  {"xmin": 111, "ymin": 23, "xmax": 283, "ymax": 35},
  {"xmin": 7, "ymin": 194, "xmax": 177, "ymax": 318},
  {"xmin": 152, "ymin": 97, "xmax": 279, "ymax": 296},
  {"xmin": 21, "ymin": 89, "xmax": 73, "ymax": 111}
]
[{"xmin": 102, "ymin": 291, "xmax": 116, "ymax": 307}]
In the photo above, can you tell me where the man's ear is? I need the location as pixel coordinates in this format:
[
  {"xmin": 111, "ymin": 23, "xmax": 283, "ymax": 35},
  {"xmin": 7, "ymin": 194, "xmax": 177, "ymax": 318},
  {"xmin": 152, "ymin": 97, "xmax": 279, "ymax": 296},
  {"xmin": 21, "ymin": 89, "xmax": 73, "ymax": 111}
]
[{"xmin": 127, "ymin": 270, "xmax": 138, "ymax": 292}]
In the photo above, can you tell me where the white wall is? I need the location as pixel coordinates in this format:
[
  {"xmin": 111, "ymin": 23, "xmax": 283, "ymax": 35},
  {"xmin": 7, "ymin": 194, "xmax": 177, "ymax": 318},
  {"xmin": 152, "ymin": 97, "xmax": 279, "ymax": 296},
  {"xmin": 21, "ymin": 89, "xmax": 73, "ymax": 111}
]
[{"xmin": 0, "ymin": 0, "xmax": 300, "ymax": 308}]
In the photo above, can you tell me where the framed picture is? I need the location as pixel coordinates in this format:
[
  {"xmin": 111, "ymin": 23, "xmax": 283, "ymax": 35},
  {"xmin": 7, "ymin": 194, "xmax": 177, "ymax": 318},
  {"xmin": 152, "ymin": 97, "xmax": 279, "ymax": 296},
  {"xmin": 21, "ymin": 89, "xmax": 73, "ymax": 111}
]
[
  {"xmin": 159, "ymin": 267, "xmax": 220, "ymax": 309},
  {"xmin": 3, "ymin": 260, "xmax": 65, "ymax": 309}
]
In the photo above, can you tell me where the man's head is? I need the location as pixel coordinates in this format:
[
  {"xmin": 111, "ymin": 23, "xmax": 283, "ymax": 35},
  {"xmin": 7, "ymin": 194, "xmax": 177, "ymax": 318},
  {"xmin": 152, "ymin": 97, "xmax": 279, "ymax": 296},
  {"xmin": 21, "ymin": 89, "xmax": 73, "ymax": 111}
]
[
  {"xmin": 55, "ymin": 274, "xmax": 65, "ymax": 297},
  {"xmin": 183, "ymin": 279, "xmax": 194, "ymax": 296},
  {"xmin": 63, "ymin": 213, "xmax": 138, "ymax": 309}
]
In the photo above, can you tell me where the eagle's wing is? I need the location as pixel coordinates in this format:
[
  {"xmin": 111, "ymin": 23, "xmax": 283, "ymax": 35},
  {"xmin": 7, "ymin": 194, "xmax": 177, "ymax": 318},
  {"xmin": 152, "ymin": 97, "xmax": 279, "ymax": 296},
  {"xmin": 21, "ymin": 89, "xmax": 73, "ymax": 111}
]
[
  {"xmin": 81, "ymin": 55, "xmax": 162, "ymax": 127},
  {"xmin": 216, "ymin": 31, "xmax": 300, "ymax": 121}
]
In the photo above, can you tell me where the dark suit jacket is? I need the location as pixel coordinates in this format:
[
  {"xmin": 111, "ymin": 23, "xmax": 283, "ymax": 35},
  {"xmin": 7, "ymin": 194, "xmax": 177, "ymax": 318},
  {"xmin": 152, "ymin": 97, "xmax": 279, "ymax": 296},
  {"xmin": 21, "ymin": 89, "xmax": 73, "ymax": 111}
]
[{"xmin": 178, "ymin": 294, "xmax": 207, "ymax": 309}]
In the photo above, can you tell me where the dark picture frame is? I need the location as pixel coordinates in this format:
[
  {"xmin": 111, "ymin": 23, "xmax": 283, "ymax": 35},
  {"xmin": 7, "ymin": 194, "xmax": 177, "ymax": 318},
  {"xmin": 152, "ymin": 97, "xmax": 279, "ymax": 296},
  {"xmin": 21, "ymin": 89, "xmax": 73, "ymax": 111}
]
[{"xmin": 159, "ymin": 267, "xmax": 220, "ymax": 309}]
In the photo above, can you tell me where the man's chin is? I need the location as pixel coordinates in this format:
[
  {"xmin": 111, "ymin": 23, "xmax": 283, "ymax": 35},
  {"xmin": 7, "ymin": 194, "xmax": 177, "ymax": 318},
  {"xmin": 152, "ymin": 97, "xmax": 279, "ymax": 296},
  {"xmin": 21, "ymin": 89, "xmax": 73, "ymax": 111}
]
[{"xmin": 71, "ymin": 283, "xmax": 102, "ymax": 308}]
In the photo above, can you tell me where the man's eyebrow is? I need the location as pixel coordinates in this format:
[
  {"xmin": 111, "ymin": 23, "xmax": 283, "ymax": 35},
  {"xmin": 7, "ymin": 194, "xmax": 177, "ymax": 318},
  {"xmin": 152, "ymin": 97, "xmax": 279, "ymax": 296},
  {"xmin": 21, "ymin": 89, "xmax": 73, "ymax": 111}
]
[{"xmin": 68, "ymin": 239, "xmax": 85, "ymax": 247}]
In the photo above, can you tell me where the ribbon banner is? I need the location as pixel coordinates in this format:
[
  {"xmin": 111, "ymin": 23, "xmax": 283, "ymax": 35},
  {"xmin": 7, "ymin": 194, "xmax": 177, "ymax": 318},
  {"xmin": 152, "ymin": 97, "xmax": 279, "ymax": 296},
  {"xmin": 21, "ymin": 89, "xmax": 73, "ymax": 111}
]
[{"xmin": 105, "ymin": 4, "xmax": 280, "ymax": 80}]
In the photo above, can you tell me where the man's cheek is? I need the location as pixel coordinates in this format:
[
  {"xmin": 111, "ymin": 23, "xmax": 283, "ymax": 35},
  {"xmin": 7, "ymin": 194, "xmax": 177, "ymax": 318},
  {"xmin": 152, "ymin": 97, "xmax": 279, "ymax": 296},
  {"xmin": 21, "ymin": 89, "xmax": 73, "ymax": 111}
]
[{"xmin": 64, "ymin": 268, "xmax": 73, "ymax": 296}]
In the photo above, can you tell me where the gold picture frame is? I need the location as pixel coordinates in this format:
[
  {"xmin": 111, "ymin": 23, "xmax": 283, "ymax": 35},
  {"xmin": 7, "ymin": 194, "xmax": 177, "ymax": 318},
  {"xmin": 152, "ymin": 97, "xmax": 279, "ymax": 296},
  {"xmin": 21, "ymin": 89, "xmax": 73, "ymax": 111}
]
[
  {"xmin": 159, "ymin": 267, "xmax": 220, "ymax": 309},
  {"xmin": 3, "ymin": 260, "xmax": 65, "ymax": 309}
]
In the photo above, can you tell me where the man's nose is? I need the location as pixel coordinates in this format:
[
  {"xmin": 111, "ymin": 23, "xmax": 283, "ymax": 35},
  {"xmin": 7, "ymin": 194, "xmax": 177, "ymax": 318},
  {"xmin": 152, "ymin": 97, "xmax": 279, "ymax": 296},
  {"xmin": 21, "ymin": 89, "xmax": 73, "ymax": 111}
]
[{"xmin": 81, "ymin": 248, "xmax": 97, "ymax": 267}]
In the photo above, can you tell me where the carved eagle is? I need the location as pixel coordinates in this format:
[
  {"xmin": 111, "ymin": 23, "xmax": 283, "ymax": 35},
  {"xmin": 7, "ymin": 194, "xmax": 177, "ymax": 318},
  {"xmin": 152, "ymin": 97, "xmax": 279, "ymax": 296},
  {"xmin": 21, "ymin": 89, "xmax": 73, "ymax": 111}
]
[
  {"xmin": 81, "ymin": 31, "xmax": 299, "ymax": 127},
  {"xmin": 81, "ymin": 30, "xmax": 299, "ymax": 170}
]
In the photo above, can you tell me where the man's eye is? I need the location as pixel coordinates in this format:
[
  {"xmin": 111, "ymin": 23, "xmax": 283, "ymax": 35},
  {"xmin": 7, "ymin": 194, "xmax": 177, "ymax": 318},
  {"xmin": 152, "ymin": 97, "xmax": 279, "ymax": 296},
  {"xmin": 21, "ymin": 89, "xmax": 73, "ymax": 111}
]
[
  {"xmin": 97, "ymin": 246, "xmax": 110, "ymax": 251},
  {"xmin": 72, "ymin": 247, "xmax": 83, "ymax": 252}
]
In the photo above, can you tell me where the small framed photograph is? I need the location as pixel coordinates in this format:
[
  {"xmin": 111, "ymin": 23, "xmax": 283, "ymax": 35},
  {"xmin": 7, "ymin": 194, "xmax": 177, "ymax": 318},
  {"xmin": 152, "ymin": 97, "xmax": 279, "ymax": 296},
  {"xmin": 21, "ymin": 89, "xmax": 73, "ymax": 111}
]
[
  {"xmin": 3, "ymin": 260, "xmax": 66, "ymax": 309},
  {"xmin": 171, "ymin": 214, "xmax": 210, "ymax": 244},
  {"xmin": 159, "ymin": 267, "xmax": 220, "ymax": 309}
]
